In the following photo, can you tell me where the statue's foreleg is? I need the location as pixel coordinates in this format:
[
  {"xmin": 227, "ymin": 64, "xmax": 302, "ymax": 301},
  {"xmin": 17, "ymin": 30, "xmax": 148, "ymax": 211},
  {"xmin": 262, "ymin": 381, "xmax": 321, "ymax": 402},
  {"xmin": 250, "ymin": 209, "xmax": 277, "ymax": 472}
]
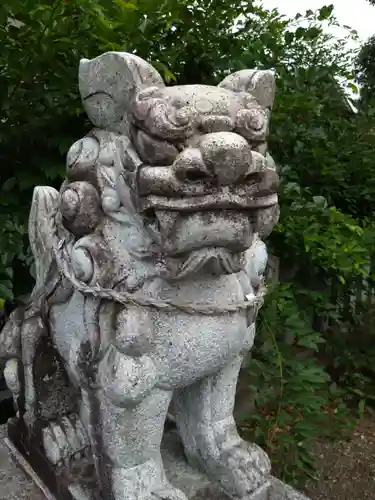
[
  {"xmin": 95, "ymin": 344, "xmax": 187, "ymax": 500},
  {"xmin": 174, "ymin": 354, "xmax": 271, "ymax": 498}
]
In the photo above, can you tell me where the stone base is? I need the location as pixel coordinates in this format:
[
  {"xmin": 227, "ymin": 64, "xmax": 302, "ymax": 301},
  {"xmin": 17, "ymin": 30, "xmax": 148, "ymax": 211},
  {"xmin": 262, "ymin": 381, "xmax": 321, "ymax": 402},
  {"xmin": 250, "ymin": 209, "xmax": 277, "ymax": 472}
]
[
  {"xmin": 3, "ymin": 423, "xmax": 310, "ymax": 500},
  {"xmin": 0, "ymin": 425, "xmax": 45, "ymax": 500},
  {"xmin": 162, "ymin": 431, "xmax": 311, "ymax": 500}
]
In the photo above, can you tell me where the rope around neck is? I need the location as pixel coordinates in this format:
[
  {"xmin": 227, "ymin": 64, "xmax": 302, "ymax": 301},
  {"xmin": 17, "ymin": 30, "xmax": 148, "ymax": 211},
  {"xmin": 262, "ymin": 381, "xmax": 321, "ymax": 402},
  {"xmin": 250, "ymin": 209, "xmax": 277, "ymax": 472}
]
[{"xmin": 49, "ymin": 206, "xmax": 265, "ymax": 316}]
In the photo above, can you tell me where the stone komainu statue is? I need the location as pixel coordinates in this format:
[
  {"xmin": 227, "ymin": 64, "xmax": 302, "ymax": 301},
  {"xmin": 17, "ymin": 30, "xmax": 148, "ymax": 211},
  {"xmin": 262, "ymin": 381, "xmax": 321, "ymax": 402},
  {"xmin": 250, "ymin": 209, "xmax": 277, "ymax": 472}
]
[{"xmin": 0, "ymin": 53, "xmax": 309, "ymax": 500}]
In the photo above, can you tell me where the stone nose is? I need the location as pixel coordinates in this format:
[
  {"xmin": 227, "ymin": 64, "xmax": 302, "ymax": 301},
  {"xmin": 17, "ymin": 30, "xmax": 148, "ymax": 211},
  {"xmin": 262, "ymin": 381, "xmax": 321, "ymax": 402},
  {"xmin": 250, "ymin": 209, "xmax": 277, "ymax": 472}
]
[
  {"xmin": 172, "ymin": 148, "xmax": 212, "ymax": 183},
  {"xmin": 172, "ymin": 132, "xmax": 252, "ymax": 186}
]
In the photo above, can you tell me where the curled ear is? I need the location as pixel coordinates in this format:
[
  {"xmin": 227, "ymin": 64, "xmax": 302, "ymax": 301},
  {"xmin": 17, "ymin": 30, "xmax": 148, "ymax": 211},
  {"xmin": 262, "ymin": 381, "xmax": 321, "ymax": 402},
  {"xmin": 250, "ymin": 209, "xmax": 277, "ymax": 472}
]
[
  {"xmin": 218, "ymin": 70, "xmax": 276, "ymax": 109},
  {"xmin": 79, "ymin": 52, "xmax": 165, "ymax": 133}
]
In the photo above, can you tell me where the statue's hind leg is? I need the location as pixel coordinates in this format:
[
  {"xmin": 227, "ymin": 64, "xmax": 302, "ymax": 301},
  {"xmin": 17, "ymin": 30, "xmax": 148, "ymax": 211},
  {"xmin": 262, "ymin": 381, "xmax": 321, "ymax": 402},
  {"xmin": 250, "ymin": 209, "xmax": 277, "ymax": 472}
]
[{"xmin": 174, "ymin": 355, "xmax": 271, "ymax": 498}]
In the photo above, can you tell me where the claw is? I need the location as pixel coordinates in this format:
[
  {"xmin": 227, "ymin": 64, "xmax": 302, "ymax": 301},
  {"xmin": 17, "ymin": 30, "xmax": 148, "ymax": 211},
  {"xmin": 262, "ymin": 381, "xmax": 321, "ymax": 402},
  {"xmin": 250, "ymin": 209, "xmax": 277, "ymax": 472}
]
[{"xmin": 42, "ymin": 414, "xmax": 90, "ymax": 466}]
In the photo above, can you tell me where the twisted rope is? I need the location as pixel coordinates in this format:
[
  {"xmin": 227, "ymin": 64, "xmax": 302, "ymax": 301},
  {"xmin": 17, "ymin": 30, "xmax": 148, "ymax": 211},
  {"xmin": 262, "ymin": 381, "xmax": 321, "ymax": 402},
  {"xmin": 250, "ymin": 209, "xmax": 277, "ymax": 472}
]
[{"xmin": 50, "ymin": 206, "xmax": 265, "ymax": 316}]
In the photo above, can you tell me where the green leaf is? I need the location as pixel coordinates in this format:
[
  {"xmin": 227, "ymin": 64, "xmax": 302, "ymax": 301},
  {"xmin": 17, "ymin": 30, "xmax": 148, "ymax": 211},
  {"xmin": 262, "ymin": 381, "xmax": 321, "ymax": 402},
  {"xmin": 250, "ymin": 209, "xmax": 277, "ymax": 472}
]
[
  {"xmin": 312, "ymin": 195, "xmax": 327, "ymax": 208},
  {"xmin": 0, "ymin": 6, "xmax": 8, "ymax": 26},
  {"xmin": 2, "ymin": 177, "xmax": 17, "ymax": 192},
  {"xmin": 0, "ymin": 283, "xmax": 13, "ymax": 300},
  {"xmin": 139, "ymin": 16, "xmax": 148, "ymax": 33},
  {"xmin": 306, "ymin": 27, "xmax": 321, "ymax": 39},
  {"xmin": 112, "ymin": 0, "xmax": 138, "ymax": 10},
  {"xmin": 295, "ymin": 27, "xmax": 306, "ymax": 39},
  {"xmin": 284, "ymin": 31, "xmax": 294, "ymax": 44},
  {"xmin": 155, "ymin": 61, "xmax": 176, "ymax": 83},
  {"xmin": 318, "ymin": 5, "xmax": 334, "ymax": 21}
]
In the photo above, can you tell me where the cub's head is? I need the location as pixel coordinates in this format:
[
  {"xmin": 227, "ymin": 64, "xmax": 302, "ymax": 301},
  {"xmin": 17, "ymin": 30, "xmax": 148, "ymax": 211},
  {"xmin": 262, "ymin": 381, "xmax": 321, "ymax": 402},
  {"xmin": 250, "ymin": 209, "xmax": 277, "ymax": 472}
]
[{"xmin": 64, "ymin": 52, "xmax": 279, "ymax": 279}]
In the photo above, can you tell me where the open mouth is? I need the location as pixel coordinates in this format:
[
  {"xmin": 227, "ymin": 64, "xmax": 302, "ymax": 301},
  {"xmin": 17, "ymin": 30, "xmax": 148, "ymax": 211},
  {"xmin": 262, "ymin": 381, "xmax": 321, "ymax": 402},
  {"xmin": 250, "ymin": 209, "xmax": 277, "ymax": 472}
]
[
  {"xmin": 141, "ymin": 206, "xmax": 259, "ymax": 256},
  {"xmin": 138, "ymin": 168, "xmax": 279, "ymax": 213},
  {"xmin": 140, "ymin": 190, "xmax": 278, "ymax": 213}
]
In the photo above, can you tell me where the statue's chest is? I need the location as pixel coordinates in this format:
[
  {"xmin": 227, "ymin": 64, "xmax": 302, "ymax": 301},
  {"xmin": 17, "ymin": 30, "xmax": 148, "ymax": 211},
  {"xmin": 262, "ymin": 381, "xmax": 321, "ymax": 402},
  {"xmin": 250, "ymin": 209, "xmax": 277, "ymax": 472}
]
[
  {"xmin": 140, "ymin": 274, "xmax": 251, "ymax": 388},
  {"xmin": 152, "ymin": 310, "xmax": 248, "ymax": 388}
]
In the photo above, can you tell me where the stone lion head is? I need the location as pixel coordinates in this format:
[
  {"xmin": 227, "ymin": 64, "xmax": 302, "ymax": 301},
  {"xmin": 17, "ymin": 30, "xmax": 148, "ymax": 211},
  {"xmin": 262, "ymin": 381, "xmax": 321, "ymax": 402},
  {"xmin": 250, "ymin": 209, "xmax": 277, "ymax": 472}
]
[{"xmin": 60, "ymin": 52, "xmax": 279, "ymax": 283}]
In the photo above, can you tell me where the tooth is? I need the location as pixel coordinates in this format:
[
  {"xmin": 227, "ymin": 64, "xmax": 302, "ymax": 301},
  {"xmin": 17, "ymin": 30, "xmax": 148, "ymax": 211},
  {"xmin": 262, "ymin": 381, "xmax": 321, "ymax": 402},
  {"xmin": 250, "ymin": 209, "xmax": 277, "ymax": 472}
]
[{"xmin": 155, "ymin": 211, "xmax": 179, "ymax": 233}]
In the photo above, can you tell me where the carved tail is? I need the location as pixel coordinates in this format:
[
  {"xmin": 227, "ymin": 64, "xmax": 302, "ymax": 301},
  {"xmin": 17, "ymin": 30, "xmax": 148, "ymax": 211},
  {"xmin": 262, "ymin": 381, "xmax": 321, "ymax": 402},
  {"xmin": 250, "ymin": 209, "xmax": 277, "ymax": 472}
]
[
  {"xmin": 0, "ymin": 186, "xmax": 61, "ymax": 419},
  {"xmin": 0, "ymin": 306, "xmax": 24, "ymax": 361},
  {"xmin": 0, "ymin": 185, "xmax": 60, "ymax": 366},
  {"xmin": 29, "ymin": 186, "xmax": 60, "ymax": 293}
]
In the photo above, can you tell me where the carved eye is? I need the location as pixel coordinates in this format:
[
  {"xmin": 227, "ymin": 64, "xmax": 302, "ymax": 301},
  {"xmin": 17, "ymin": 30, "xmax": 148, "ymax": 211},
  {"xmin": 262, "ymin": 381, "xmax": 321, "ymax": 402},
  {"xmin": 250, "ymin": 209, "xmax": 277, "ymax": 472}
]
[
  {"xmin": 235, "ymin": 108, "xmax": 268, "ymax": 144},
  {"xmin": 199, "ymin": 115, "xmax": 234, "ymax": 134},
  {"xmin": 236, "ymin": 108, "xmax": 265, "ymax": 132},
  {"xmin": 169, "ymin": 105, "xmax": 195, "ymax": 127},
  {"xmin": 242, "ymin": 93, "xmax": 258, "ymax": 109},
  {"xmin": 133, "ymin": 128, "xmax": 179, "ymax": 166},
  {"xmin": 248, "ymin": 109, "xmax": 265, "ymax": 130}
]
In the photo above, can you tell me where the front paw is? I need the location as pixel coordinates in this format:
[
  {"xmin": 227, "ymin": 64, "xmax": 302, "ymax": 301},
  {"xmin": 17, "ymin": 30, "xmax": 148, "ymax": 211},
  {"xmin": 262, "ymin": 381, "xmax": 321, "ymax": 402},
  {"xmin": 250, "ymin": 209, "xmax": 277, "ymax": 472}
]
[
  {"xmin": 204, "ymin": 440, "xmax": 271, "ymax": 498},
  {"xmin": 231, "ymin": 440, "xmax": 271, "ymax": 475}
]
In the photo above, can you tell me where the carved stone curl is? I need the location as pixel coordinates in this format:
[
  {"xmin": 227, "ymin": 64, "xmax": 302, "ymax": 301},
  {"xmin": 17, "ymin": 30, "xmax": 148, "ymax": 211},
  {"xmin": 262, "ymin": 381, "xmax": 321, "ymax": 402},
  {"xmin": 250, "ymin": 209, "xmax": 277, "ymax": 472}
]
[{"xmin": 0, "ymin": 52, "xmax": 310, "ymax": 500}]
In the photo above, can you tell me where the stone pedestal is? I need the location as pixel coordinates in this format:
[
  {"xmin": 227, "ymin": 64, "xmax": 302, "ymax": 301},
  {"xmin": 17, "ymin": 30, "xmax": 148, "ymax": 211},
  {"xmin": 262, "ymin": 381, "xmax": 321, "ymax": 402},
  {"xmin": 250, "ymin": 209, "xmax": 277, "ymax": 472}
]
[
  {"xmin": 0, "ymin": 425, "xmax": 45, "ymax": 500},
  {"xmin": 3, "ymin": 424, "xmax": 309, "ymax": 500},
  {"xmin": 162, "ymin": 431, "xmax": 310, "ymax": 500}
]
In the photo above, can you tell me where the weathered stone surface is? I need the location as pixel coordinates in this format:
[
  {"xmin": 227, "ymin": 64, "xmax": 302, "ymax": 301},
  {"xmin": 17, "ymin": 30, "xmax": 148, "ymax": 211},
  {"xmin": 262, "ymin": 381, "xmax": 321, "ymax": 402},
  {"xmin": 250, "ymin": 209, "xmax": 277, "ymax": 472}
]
[
  {"xmin": 0, "ymin": 51, "xmax": 310, "ymax": 500},
  {"xmin": 268, "ymin": 478, "xmax": 310, "ymax": 500},
  {"xmin": 0, "ymin": 426, "xmax": 309, "ymax": 500},
  {"xmin": 162, "ymin": 430, "xmax": 231, "ymax": 500},
  {"xmin": 0, "ymin": 426, "xmax": 45, "ymax": 500},
  {"xmin": 163, "ymin": 431, "xmax": 311, "ymax": 500}
]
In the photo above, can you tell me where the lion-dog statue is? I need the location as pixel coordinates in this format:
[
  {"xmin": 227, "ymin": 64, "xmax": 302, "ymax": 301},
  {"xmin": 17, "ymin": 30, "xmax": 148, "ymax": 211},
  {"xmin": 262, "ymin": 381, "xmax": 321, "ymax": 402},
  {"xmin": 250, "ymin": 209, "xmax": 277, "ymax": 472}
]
[{"xmin": 0, "ymin": 52, "xmax": 281, "ymax": 500}]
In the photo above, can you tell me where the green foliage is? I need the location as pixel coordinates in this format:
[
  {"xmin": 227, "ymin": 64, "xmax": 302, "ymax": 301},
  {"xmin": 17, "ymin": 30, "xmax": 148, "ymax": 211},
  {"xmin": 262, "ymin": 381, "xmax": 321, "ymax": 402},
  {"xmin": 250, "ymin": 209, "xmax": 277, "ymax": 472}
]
[
  {"xmin": 1, "ymin": 0, "xmax": 375, "ymax": 487},
  {"xmin": 271, "ymin": 67, "xmax": 375, "ymax": 218},
  {"xmin": 244, "ymin": 283, "xmax": 354, "ymax": 485},
  {"xmin": 242, "ymin": 181, "xmax": 372, "ymax": 484},
  {"xmin": 356, "ymin": 35, "xmax": 375, "ymax": 109},
  {"xmin": 246, "ymin": 153, "xmax": 375, "ymax": 482},
  {"xmin": 356, "ymin": 2, "xmax": 375, "ymax": 107},
  {"xmin": 274, "ymin": 185, "xmax": 372, "ymax": 282}
]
